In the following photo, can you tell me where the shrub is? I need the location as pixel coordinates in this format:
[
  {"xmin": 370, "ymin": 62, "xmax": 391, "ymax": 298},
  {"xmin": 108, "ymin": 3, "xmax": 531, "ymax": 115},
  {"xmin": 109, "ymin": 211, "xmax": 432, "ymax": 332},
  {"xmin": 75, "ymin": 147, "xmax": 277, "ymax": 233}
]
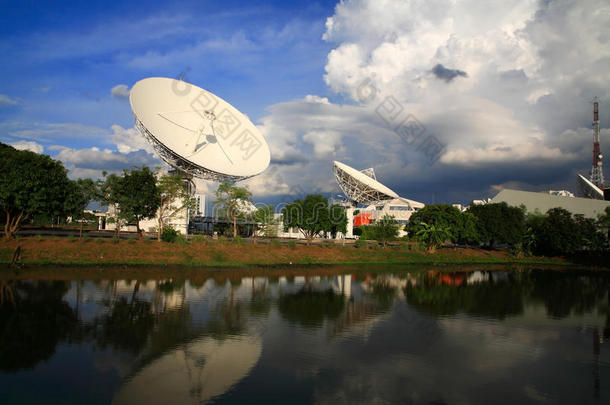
[
  {"xmin": 35, "ymin": 234, "xmax": 43, "ymax": 241},
  {"xmin": 111, "ymin": 236, "xmax": 119, "ymax": 244},
  {"xmin": 217, "ymin": 235, "xmax": 227, "ymax": 244},
  {"xmin": 96, "ymin": 237, "xmax": 105, "ymax": 244},
  {"xmin": 191, "ymin": 234, "xmax": 207, "ymax": 244},
  {"xmin": 287, "ymin": 240, "xmax": 297, "ymax": 248},
  {"xmin": 212, "ymin": 250, "xmax": 227, "ymax": 262},
  {"xmin": 270, "ymin": 238, "xmax": 281, "ymax": 247},
  {"xmin": 354, "ymin": 239, "xmax": 367, "ymax": 249},
  {"xmin": 161, "ymin": 227, "xmax": 179, "ymax": 243},
  {"xmin": 232, "ymin": 235, "xmax": 243, "ymax": 245}
]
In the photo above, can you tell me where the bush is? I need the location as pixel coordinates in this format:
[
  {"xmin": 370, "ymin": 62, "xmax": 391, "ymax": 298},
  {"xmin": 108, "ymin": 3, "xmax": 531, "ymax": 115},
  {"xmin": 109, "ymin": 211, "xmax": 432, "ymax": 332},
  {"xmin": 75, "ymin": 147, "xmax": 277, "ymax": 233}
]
[
  {"xmin": 270, "ymin": 239, "xmax": 281, "ymax": 247},
  {"xmin": 355, "ymin": 239, "xmax": 367, "ymax": 249},
  {"xmin": 111, "ymin": 236, "xmax": 119, "ymax": 244},
  {"xmin": 161, "ymin": 227, "xmax": 179, "ymax": 243},
  {"xmin": 287, "ymin": 240, "xmax": 297, "ymax": 248},
  {"xmin": 191, "ymin": 234, "xmax": 207, "ymax": 244},
  {"xmin": 232, "ymin": 235, "xmax": 243, "ymax": 245}
]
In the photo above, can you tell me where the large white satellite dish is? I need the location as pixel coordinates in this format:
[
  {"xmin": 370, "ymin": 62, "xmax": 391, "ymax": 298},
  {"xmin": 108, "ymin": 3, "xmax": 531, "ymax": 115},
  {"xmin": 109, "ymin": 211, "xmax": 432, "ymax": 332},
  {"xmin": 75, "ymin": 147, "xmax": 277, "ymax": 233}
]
[
  {"xmin": 130, "ymin": 77, "xmax": 270, "ymax": 181},
  {"xmin": 577, "ymin": 174, "xmax": 604, "ymax": 200},
  {"xmin": 333, "ymin": 160, "xmax": 400, "ymax": 204}
]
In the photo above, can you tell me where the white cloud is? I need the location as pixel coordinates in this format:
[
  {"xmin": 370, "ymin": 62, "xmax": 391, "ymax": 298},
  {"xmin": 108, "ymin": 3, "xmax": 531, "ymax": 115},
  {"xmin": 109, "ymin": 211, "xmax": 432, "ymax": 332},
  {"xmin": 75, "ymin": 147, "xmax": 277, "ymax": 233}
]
[
  {"xmin": 110, "ymin": 124, "xmax": 154, "ymax": 154},
  {"xmin": 110, "ymin": 84, "xmax": 130, "ymax": 99},
  {"xmin": 0, "ymin": 94, "xmax": 19, "ymax": 107},
  {"xmin": 9, "ymin": 140, "xmax": 43, "ymax": 154}
]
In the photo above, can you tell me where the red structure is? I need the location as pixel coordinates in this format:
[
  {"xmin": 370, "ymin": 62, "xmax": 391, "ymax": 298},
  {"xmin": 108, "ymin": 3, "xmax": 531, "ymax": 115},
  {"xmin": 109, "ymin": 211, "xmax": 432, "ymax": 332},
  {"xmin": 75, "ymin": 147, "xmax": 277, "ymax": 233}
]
[{"xmin": 353, "ymin": 213, "xmax": 371, "ymax": 227}]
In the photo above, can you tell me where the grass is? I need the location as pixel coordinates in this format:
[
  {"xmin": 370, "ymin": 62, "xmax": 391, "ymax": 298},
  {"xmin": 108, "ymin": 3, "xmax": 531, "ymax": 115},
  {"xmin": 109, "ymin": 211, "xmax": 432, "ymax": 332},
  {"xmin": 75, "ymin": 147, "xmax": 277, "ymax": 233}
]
[{"xmin": 0, "ymin": 236, "xmax": 578, "ymax": 268}]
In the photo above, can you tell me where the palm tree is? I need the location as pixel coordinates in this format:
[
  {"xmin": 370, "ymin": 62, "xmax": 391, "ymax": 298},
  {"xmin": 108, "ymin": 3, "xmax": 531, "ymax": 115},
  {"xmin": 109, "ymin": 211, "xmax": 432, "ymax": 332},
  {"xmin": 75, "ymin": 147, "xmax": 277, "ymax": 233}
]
[{"xmin": 415, "ymin": 222, "xmax": 451, "ymax": 253}]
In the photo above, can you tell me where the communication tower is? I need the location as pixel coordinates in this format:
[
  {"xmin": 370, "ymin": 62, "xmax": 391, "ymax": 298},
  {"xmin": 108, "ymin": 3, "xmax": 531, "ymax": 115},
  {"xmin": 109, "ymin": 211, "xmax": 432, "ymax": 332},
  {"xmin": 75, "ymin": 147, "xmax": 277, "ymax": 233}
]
[{"xmin": 590, "ymin": 98, "xmax": 605, "ymax": 188}]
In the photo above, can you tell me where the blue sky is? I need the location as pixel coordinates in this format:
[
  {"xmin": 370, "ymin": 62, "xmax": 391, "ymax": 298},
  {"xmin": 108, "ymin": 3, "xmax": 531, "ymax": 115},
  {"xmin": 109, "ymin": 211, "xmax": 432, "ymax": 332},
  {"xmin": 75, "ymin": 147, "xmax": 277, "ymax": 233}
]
[{"xmin": 2, "ymin": 0, "xmax": 610, "ymax": 205}]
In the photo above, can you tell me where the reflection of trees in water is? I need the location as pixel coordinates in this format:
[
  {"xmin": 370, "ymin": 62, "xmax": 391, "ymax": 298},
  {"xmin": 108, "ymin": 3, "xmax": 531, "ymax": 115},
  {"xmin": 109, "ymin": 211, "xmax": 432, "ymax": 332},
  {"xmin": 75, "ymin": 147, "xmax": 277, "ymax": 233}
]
[
  {"xmin": 527, "ymin": 271, "xmax": 610, "ymax": 320},
  {"xmin": 0, "ymin": 281, "xmax": 78, "ymax": 372},
  {"xmin": 279, "ymin": 287, "xmax": 345, "ymax": 328},
  {"xmin": 404, "ymin": 270, "xmax": 610, "ymax": 325},
  {"xmin": 404, "ymin": 272, "xmax": 525, "ymax": 319}
]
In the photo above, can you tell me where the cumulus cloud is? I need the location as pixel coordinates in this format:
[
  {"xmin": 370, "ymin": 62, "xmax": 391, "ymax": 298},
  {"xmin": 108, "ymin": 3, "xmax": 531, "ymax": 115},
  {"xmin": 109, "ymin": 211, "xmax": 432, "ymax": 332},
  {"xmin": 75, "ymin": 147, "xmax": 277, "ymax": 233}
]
[
  {"xmin": 110, "ymin": 124, "xmax": 154, "ymax": 154},
  {"xmin": 52, "ymin": 146, "xmax": 161, "ymax": 179},
  {"xmin": 0, "ymin": 94, "xmax": 19, "ymax": 107},
  {"xmin": 110, "ymin": 84, "xmax": 130, "ymax": 99},
  {"xmin": 274, "ymin": 0, "xmax": 610, "ymax": 203},
  {"xmin": 9, "ymin": 140, "xmax": 43, "ymax": 154}
]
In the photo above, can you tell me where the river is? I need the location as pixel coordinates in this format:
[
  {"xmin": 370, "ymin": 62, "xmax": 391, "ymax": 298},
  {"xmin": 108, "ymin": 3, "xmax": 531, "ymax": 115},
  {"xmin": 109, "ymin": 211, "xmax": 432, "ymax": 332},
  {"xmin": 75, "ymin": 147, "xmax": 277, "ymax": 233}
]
[{"xmin": 0, "ymin": 265, "xmax": 608, "ymax": 404}]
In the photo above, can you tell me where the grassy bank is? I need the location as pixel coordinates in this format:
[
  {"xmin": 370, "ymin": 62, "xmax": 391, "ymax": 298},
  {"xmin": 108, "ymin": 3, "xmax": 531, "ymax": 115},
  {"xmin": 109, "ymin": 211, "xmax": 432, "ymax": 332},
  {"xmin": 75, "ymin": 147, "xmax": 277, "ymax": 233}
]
[{"xmin": 0, "ymin": 237, "xmax": 568, "ymax": 267}]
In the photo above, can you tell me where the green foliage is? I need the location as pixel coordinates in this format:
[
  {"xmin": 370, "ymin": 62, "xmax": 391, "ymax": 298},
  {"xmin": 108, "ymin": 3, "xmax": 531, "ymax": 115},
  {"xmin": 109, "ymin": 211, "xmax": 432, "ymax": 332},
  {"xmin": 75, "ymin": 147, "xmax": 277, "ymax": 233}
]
[
  {"xmin": 467, "ymin": 202, "xmax": 524, "ymax": 248},
  {"xmin": 212, "ymin": 250, "xmax": 227, "ymax": 262},
  {"xmin": 354, "ymin": 239, "xmax": 367, "ymax": 248},
  {"xmin": 360, "ymin": 214, "xmax": 399, "ymax": 247},
  {"xmin": 414, "ymin": 222, "xmax": 451, "ymax": 252},
  {"xmin": 281, "ymin": 195, "xmax": 347, "ymax": 241},
  {"xmin": 190, "ymin": 234, "xmax": 207, "ymax": 244},
  {"xmin": 156, "ymin": 173, "xmax": 194, "ymax": 241},
  {"xmin": 232, "ymin": 235, "xmax": 243, "ymax": 245},
  {"xmin": 269, "ymin": 238, "xmax": 281, "ymax": 247},
  {"xmin": 161, "ymin": 227, "xmax": 179, "ymax": 243},
  {"xmin": 252, "ymin": 204, "xmax": 277, "ymax": 237},
  {"xmin": 287, "ymin": 240, "xmax": 297, "ymax": 248},
  {"xmin": 214, "ymin": 180, "xmax": 252, "ymax": 238},
  {"xmin": 406, "ymin": 204, "xmax": 478, "ymax": 244},
  {"xmin": 0, "ymin": 143, "xmax": 72, "ymax": 238},
  {"xmin": 111, "ymin": 236, "xmax": 119, "ymax": 244}
]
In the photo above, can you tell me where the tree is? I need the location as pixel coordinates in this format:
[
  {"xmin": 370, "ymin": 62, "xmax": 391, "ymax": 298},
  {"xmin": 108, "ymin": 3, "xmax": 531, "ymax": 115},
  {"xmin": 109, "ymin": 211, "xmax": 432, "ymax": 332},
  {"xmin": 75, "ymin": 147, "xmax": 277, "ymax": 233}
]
[
  {"xmin": 534, "ymin": 208, "xmax": 581, "ymax": 256},
  {"xmin": 362, "ymin": 214, "xmax": 398, "ymax": 247},
  {"xmin": 282, "ymin": 194, "xmax": 331, "ymax": 244},
  {"xmin": 406, "ymin": 204, "xmax": 478, "ymax": 244},
  {"xmin": 467, "ymin": 202, "xmax": 525, "ymax": 248},
  {"xmin": 120, "ymin": 167, "xmax": 160, "ymax": 240},
  {"xmin": 328, "ymin": 204, "xmax": 348, "ymax": 239},
  {"xmin": 214, "ymin": 180, "xmax": 252, "ymax": 238},
  {"xmin": 63, "ymin": 178, "xmax": 98, "ymax": 239},
  {"xmin": 98, "ymin": 172, "xmax": 127, "ymax": 239},
  {"xmin": 251, "ymin": 204, "xmax": 276, "ymax": 241},
  {"xmin": 0, "ymin": 143, "xmax": 71, "ymax": 239},
  {"xmin": 414, "ymin": 222, "xmax": 451, "ymax": 253},
  {"xmin": 156, "ymin": 173, "xmax": 194, "ymax": 241}
]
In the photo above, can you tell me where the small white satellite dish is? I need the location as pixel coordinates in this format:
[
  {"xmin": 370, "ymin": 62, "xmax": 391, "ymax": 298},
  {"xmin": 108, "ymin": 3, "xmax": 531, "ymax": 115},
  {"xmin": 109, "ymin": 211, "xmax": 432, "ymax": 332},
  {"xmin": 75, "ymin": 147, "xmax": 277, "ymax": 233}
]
[
  {"xmin": 130, "ymin": 77, "xmax": 270, "ymax": 181},
  {"xmin": 333, "ymin": 160, "xmax": 400, "ymax": 204}
]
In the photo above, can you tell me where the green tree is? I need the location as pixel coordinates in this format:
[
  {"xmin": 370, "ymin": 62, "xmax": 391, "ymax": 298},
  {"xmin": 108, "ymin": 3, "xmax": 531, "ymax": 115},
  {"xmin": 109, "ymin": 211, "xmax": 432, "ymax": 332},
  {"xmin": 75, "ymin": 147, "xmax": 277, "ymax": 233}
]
[
  {"xmin": 0, "ymin": 144, "xmax": 71, "ymax": 239},
  {"xmin": 534, "ymin": 208, "xmax": 581, "ymax": 256},
  {"xmin": 63, "ymin": 178, "xmax": 98, "ymax": 239},
  {"xmin": 414, "ymin": 222, "xmax": 451, "ymax": 252},
  {"xmin": 328, "ymin": 204, "xmax": 348, "ymax": 239},
  {"xmin": 251, "ymin": 204, "xmax": 276, "ymax": 241},
  {"xmin": 120, "ymin": 167, "xmax": 160, "ymax": 240},
  {"xmin": 214, "ymin": 180, "xmax": 252, "ymax": 238},
  {"xmin": 406, "ymin": 204, "xmax": 478, "ymax": 244},
  {"xmin": 98, "ymin": 172, "xmax": 127, "ymax": 239},
  {"xmin": 282, "ymin": 194, "xmax": 330, "ymax": 244},
  {"xmin": 364, "ymin": 214, "xmax": 398, "ymax": 247},
  {"xmin": 467, "ymin": 202, "xmax": 525, "ymax": 248},
  {"xmin": 156, "ymin": 172, "xmax": 194, "ymax": 241}
]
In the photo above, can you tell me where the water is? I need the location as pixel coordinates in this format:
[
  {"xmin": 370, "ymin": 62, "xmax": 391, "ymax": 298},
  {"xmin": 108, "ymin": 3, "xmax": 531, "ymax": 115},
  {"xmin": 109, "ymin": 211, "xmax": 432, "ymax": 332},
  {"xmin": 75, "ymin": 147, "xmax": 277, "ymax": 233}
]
[{"xmin": 0, "ymin": 266, "xmax": 609, "ymax": 404}]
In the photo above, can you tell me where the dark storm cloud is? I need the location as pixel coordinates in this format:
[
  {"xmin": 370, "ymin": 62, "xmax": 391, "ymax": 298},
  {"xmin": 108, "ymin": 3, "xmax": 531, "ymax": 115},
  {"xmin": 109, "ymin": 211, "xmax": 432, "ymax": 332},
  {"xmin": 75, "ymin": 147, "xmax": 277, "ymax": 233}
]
[{"xmin": 431, "ymin": 64, "xmax": 468, "ymax": 82}]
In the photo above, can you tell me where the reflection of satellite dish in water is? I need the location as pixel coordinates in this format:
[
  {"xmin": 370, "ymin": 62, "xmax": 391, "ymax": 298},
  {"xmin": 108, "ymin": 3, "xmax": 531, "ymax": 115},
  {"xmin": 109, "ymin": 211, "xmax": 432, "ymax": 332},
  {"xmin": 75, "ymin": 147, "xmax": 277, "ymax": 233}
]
[
  {"xmin": 112, "ymin": 336, "xmax": 262, "ymax": 405},
  {"xmin": 130, "ymin": 77, "xmax": 270, "ymax": 181},
  {"xmin": 333, "ymin": 161, "xmax": 400, "ymax": 205}
]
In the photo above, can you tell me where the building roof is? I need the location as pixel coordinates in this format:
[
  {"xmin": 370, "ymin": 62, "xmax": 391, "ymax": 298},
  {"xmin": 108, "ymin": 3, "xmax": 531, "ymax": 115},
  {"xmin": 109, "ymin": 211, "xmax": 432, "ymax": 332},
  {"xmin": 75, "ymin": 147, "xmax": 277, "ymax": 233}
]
[{"xmin": 491, "ymin": 189, "xmax": 610, "ymax": 219}]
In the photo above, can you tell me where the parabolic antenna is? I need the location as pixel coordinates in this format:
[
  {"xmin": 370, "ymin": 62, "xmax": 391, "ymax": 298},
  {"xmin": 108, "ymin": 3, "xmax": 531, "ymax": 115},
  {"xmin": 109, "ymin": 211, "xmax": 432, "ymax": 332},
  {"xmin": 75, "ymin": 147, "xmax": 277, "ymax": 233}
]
[
  {"xmin": 130, "ymin": 77, "xmax": 270, "ymax": 181},
  {"xmin": 577, "ymin": 174, "xmax": 604, "ymax": 200},
  {"xmin": 333, "ymin": 160, "xmax": 400, "ymax": 205}
]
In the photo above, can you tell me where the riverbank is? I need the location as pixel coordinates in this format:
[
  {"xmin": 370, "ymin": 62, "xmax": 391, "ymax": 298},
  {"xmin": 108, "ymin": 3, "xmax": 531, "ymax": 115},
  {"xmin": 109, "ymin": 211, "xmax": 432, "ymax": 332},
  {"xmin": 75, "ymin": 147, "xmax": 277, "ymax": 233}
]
[{"xmin": 0, "ymin": 237, "xmax": 568, "ymax": 267}]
